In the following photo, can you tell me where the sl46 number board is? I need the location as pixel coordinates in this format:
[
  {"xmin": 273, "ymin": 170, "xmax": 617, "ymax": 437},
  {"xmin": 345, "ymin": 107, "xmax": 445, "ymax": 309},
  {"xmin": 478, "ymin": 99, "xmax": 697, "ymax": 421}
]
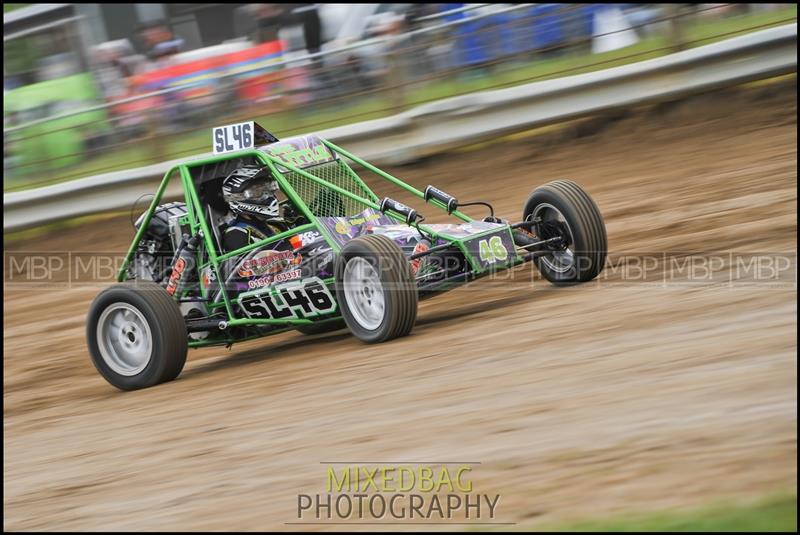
[
  {"xmin": 213, "ymin": 121, "xmax": 255, "ymax": 154},
  {"xmin": 239, "ymin": 277, "xmax": 337, "ymax": 320}
]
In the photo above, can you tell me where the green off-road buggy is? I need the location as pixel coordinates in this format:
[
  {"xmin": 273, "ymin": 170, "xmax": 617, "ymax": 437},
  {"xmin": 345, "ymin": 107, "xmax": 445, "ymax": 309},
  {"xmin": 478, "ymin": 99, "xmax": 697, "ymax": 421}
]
[{"xmin": 87, "ymin": 121, "xmax": 607, "ymax": 390}]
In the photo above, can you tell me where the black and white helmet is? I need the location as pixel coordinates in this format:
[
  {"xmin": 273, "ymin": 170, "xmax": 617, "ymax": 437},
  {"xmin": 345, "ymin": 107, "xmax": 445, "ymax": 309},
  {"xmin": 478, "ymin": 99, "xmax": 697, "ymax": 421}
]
[{"xmin": 222, "ymin": 165, "xmax": 280, "ymax": 219}]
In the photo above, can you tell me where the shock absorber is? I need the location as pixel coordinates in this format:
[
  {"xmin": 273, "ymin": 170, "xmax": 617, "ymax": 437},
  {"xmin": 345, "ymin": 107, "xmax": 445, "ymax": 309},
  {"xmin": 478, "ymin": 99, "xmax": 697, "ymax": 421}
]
[
  {"xmin": 423, "ymin": 185, "xmax": 458, "ymax": 214},
  {"xmin": 380, "ymin": 197, "xmax": 419, "ymax": 224},
  {"xmin": 165, "ymin": 232, "xmax": 203, "ymax": 297}
]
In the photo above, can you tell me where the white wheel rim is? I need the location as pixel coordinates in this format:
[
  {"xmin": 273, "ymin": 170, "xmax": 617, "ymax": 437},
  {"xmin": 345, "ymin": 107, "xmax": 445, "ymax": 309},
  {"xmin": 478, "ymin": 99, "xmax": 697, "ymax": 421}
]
[
  {"xmin": 96, "ymin": 303, "xmax": 153, "ymax": 376},
  {"xmin": 343, "ymin": 257, "xmax": 385, "ymax": 331},
  {"xmin": 533, "ymin": 202, "xmax": 576, "ymax": 274}
]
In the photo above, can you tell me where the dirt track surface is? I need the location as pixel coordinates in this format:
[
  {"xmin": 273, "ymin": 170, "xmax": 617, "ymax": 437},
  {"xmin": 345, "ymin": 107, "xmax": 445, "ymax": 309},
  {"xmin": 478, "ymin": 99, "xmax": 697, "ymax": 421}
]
[{"xmin": 4, "ymin": 80, "xmax": 797, "ymax": 530}]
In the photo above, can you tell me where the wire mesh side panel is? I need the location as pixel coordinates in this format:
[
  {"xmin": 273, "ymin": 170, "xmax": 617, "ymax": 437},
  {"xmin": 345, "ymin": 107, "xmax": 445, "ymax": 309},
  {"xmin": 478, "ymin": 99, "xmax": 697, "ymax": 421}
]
[{"xmin": 281, "ymin": 160, "xmax": 376, "ymax": 217}]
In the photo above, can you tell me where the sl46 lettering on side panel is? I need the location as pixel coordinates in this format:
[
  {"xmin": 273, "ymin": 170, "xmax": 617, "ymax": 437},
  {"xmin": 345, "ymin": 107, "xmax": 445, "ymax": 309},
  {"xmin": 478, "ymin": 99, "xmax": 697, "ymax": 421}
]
[{"xmin": 240, "ymin": 277, "xmax": 336, "ymax": 320}]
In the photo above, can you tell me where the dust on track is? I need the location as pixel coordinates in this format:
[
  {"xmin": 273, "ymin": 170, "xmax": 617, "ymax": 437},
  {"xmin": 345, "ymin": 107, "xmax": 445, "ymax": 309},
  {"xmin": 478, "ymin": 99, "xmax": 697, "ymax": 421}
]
[{"xmin": 4, "ymin": 80, "xmax": 797, "ymax": 530}]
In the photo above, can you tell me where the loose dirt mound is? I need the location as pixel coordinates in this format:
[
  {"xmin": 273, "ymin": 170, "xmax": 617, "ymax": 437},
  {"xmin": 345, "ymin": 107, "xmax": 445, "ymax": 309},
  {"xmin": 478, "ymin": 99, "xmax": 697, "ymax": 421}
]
[{"xmin": 4, "ymin": 79, "xmax": 797, "ymax": 530}]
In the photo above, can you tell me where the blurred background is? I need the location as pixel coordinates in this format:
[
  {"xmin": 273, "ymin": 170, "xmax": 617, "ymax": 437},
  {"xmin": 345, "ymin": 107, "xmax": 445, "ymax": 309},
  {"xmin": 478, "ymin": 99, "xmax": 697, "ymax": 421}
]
[{"xmin": 2, "ymin": 3, "xmax": 796, "ymax": 190}]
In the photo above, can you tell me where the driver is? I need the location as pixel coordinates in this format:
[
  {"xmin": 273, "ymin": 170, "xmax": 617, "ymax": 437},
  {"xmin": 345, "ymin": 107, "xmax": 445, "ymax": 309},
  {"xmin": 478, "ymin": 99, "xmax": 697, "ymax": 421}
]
[{"xmin": 221, "ymin": 165, "xmax": 285, "ymax": 252}]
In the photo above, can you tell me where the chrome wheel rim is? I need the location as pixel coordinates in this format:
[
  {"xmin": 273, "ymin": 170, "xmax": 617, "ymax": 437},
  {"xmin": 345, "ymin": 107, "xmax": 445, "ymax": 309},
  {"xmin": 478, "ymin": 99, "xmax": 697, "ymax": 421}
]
[
  {"xmin": 533, "ymin": 202, "xmax": 576, "ymax": 274},
  {"xmin": 343, "ymin": 257, "xmax": 385, "ymax": 331},
  {"xmin": 96, "ymin": 303, "xmax": 153, "ymax": 376}
]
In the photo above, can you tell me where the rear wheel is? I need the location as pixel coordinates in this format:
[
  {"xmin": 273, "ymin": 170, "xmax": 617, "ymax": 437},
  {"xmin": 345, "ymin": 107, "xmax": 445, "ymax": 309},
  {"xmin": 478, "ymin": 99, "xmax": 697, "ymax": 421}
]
[
  {"xmin": 87, "ymin": 282, "xmax": 188, "ymax": 390},
  {"xmin": 523, "ymin": 180, "xmax": 607, "ymax": 283},
  {"xmin": 335, "ymin": 234, "xmax": 418, "ymax": 343}
]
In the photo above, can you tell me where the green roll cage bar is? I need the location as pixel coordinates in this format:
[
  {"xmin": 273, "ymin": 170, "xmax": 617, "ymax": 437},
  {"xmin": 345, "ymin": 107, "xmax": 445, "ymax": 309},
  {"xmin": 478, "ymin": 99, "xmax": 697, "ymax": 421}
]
[{"xmin": 118, "ymin": 138, "xmax": 524, "ymax": 346}]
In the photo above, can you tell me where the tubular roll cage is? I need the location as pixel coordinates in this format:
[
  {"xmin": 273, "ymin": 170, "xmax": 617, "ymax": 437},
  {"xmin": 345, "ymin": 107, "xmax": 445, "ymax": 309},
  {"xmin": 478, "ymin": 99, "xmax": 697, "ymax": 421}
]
[{"xmin": 118, "ymin": 139, "xmax": 527, "ymax": 344}]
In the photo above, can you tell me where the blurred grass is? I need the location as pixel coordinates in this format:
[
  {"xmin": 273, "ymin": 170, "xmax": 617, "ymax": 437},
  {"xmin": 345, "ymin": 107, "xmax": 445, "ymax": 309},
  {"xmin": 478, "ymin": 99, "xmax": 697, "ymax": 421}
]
[
  {"xmin": 3, "ymin": 4, "xmax": 30, "ymax": 13},
  {"xmin": 519, "ymin": 492, "xmax": 797, "ymax": 532},
  {"xmin": 4, "ymin": 5, "xmax": 797, "ymax": 192}
]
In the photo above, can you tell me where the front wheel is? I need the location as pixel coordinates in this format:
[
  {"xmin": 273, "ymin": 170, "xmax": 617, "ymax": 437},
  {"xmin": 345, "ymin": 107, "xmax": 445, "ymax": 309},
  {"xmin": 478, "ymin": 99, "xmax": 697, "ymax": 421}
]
[
  {"xmin": 87, "ymin": 282, "xmax": 188, "ymax": 390},
  {"xmin": 523, "ymin": 180, "xmax": 607, "ymax": 284},
  {"xmin": 335, "ymin": 234, "xmax": 418, "ymax": 343}
]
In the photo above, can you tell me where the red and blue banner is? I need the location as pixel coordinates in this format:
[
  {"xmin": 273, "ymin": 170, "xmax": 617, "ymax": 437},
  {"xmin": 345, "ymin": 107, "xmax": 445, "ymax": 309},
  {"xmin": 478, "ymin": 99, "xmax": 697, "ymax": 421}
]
[{"xmin": 133, "ymin": 40, "xmax": 285, "ymax": 95}]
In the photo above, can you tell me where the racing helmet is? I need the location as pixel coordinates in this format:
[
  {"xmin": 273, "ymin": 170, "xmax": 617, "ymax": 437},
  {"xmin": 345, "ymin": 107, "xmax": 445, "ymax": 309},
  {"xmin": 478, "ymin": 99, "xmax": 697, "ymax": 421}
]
[{"xmin": 222, "ymin": 165, "xmax": 280, "ymax": 219}]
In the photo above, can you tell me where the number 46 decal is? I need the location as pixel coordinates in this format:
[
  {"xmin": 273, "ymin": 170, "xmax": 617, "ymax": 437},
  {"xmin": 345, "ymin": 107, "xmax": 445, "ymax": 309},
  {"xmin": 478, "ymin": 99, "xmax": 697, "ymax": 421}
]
[{"xmin": 478, "ymin": 236, "xmax": 508, "ymax": 264}]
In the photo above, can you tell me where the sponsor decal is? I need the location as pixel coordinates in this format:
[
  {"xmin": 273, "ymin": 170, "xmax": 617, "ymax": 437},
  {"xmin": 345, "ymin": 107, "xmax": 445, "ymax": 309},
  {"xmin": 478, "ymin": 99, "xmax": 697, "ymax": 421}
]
[
  {"xmin": 349, "ymin": 213, "xmax": 383, "ymax": 226},
  {"xmin": 247, "ymin": 268, "xmax": 301, "ymax": 289},
  {"xmin": 410, "ymin": 242, "xmax": 429, "ymax": 275},
  {"xmin": 424, "ymin": 221, "xmax": 505, "ymax": 239},
  {"xmin": 334, "ymin": 212, "xmax": 383, "ymax": 234},
  {"xmin": 240, "ymin": 277, "xmax": 336, "ymax": 319},
  {"xmin": 238, "ymin": 250, "xmax": 300, "ymax": 278},
  {"xmin": 201, "ymin": 267, "xmax": 216, "ymax": 288},
  {"xmin": 320, "ymin": 208, "xmax": 396, "ymax": 247},
  {"xmin": 263, "ymin": 134, "xmax": 337, "ymax": 171},
  {"xmin": 270, "ymin": 143, "xmax": 332, "ymax": 168},
  {"xmin": 306, "ymin": 245, "xmax": 332, "ymax": 259},
  {"xmin": 165, "ymin": 257, "xmax": 186, "ymax": 296},
  {"xmin": 235, "ymin": 202, "xmax": 277, "ymax": 216},
  {"xmin": 290, "ymin": 231, "xmax": 321, "ymax": 250}
]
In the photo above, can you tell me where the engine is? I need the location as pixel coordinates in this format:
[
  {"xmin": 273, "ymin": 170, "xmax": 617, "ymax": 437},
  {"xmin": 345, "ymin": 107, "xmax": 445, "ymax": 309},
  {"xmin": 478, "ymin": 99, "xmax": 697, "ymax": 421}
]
[{"xmin": 129, "ymin": 202, "xmax": 189, "ymax": 282}]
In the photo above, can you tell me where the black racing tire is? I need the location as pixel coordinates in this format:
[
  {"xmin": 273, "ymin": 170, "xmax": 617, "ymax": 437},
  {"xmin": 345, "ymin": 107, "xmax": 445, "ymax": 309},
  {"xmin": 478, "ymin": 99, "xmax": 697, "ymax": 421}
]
[
  {"xmin": 335, "ymin": 234, "xmax": 418, "ymax": 343},
  {"xmin": 296, "ymin": 318, "xmax": 347, "ymax": 335},
  {"xmin": 523, "ymin": 180, "xmax": 607, "ymax": 284},
  {"xmin": 87, "ymin": 282, "xmax": 188, "ymax": 391}
]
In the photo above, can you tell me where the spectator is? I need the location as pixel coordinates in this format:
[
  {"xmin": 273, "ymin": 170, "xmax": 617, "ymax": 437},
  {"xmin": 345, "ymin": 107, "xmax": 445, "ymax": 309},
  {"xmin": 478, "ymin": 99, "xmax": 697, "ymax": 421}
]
[
  {"xmin": 133, "ymin": 21, "xmax": 187, "ymax": 132},
  {"xmin": 136, "ymin": 21, "xmax": 183, "ymax": 67},
  {"xmin": 295, "ymin": 3, "xmax": 323, "ymax": 55},
  {"xmin": 254, "ymin": 4, "xmax": 289, "ymax": 44}
]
